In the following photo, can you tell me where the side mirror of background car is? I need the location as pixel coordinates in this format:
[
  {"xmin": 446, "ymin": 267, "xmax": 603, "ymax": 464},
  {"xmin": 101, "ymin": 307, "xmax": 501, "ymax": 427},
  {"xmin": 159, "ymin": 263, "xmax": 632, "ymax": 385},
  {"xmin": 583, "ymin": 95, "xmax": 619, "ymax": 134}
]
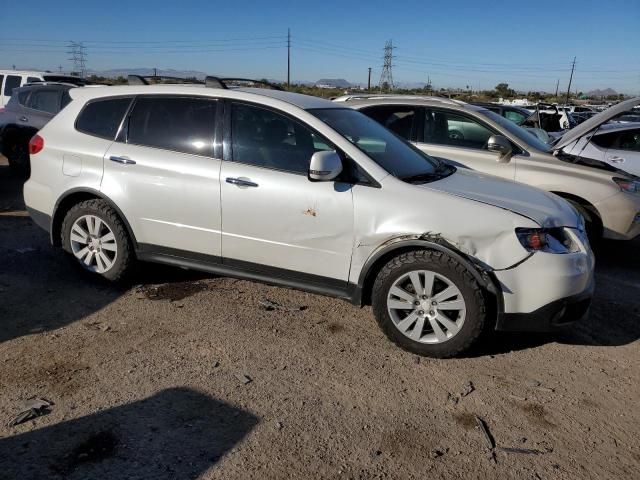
[
  {"xmin": 308, "ymin": 151, "xmax": 343, "ymax": 181},
  {"xmin": 487, "ymin": 135, "xmax": 513, "ymax": 163}
]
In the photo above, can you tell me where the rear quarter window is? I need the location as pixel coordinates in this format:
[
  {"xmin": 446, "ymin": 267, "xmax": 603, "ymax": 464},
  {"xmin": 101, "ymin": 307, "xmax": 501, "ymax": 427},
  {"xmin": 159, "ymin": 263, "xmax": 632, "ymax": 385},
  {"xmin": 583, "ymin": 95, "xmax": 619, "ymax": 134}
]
[{"xmin": 76, "ymin": 97, "xmax": 132, "ymax": 139}]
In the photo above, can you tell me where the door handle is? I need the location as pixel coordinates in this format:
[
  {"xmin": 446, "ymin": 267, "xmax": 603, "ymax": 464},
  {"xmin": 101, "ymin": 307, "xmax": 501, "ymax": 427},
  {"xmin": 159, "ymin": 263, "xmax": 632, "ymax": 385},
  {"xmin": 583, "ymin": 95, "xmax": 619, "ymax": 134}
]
[
  {"xmin": 19, "ymin": 116, "xmax": 28, "ymax": 122},
  {"xmin": 109, "ymin": 155, "xmax": 136, "ymax": 165},
  {"xmin": 608, "ymin": 156, "xmax": 625, "ymax": 163},
  {"xmin": 226, "ymin": 177, "xmax": 258, "ymax": 187}
]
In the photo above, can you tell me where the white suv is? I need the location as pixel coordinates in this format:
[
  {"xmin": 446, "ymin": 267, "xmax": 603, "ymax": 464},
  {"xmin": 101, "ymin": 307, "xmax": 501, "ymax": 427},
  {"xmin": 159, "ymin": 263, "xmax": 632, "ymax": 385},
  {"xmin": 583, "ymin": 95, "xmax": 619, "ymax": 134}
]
[{"xmin": 24, "ymin": 81, "xmax": 595, "ymax": 357}]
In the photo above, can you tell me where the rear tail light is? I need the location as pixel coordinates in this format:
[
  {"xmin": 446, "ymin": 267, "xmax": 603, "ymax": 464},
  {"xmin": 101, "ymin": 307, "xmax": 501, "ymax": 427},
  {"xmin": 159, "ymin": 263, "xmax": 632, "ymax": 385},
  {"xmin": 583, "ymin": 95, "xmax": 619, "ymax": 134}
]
[
  {"xmin": 0, "ymin": 107, "xmax": 5, "ymax": 113},
  {"xmin": 29, "ymin": 134, "xmax": 44, "ymax": 155}
]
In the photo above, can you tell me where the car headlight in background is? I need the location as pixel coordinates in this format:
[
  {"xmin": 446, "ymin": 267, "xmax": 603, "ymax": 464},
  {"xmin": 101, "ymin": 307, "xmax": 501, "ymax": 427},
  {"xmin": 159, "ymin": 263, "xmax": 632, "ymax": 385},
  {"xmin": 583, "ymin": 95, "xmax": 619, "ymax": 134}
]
[
  {"xmin": 613, "ymin": 177, "xmax": 640, "ymax": 194},
  {"xmin": 516, "ymin": 228, "xmax": 580, "ymax": 254}
]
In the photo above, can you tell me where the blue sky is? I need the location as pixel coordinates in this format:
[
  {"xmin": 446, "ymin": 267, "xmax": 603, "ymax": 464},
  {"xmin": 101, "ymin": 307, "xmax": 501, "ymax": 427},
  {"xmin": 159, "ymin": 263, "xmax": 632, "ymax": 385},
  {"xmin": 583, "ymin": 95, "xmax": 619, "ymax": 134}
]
[{"xmin": 1, "ymin": 0, "xmax": 639, "ymax": 93}]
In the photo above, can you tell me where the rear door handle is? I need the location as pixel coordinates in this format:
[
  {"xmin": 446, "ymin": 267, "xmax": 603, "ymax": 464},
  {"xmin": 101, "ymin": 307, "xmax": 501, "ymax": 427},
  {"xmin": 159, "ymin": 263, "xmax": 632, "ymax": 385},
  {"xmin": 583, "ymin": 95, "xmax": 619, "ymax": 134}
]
[
  {"xmin": 226, "ymin": 177, "xmax": 258, "ymax": 187},
  {"xmin": 109, "ymin": 155, "xmax": 136, "ymax": 165},
  {"xmin": 19, "ymin": 116, "xmax": 28, "ymax": 122},
  {"xmin": 608, "ymin": 156, "xmax": 625, "ymax": 163}
]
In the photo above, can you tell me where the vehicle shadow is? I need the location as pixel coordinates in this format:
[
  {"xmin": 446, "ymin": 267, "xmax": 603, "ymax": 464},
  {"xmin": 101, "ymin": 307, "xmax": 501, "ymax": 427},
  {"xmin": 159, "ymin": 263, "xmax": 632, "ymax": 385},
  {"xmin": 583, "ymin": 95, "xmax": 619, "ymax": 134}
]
[
  {"xmin": 468, "ymin": 237, "xmax": 640, "ymax": 356},
  {"xmin": 0, "ymin": 387, "xmax": 259, "ymax": 480},
  {"xmin": 0, "ymin": 165, "xmax": 211, "ymax": 345}
]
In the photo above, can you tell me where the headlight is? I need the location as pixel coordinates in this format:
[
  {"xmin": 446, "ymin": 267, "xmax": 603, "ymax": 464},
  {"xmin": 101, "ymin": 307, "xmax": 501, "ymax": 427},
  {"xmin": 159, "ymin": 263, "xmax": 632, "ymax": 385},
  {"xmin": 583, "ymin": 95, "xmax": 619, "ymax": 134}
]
[
  {"xmin": 515, "ymin": 228, "xmax": 579, "ymax": 254},
  {"xmin": 613, "ymin": 177, "xmax": 640, "ymax": 194}
]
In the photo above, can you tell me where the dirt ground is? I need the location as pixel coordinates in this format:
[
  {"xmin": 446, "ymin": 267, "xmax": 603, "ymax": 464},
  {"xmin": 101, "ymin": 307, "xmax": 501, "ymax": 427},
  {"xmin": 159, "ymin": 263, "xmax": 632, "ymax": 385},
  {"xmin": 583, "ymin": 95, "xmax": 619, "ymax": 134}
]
[{"xmin": 0, "ymin": 159, "xmax": 638, "ymax": 480}]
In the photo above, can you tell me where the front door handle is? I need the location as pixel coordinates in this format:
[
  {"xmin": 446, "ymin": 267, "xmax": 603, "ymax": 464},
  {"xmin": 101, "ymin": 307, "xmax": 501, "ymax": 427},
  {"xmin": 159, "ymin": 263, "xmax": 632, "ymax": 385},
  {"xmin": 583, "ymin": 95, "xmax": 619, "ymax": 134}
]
[
  {"xmin": 608, "ymin": 156, "xmax": 625, "ymax": 163},
  {"xmin": 109, "ymin": 155, "xmax": 136, "ymax": 165},
  {"xmin": 19, "ymin": 116, "xmax": 28, "ymax": 122},
  {"xmin": 226, "ymin": 177, "xmax": 258, "ymax": 188}
]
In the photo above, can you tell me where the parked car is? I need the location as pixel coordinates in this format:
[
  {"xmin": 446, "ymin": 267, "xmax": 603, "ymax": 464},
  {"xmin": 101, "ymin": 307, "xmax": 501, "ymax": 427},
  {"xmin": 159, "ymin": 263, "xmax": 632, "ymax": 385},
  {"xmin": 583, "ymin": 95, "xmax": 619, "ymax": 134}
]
[
  {"xmin": 0, "ymin": 82, "xmax": 76, "ymax": 174},
  {"xmin": 24, "ymin": 80, "xmax": 594, "ymax": 358},
  {"xmin": 0, "ymin": 70, "xmax": 90, "ymax": 106},
  {"xmin": 471, "ymin": 102, "xmax": 552, "ymax": 143},
  {"xmin": 522, "ymin": 103, "xmax": 577, "ymax": 132},
  {"xmin": 556, "ymin": 100, "xmax": 640, "ymax": 177},
  {"xmin": 345, "ymin": 96, "xmax": 640, "ymax": 241}
]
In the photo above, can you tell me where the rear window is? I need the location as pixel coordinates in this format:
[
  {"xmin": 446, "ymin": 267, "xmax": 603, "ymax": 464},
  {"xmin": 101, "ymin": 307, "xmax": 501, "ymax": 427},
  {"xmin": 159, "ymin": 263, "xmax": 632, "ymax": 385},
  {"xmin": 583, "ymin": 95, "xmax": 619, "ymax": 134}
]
[
  {"xmin": 76, "ymin": 97, "xmax": 132, "ymax": 139},
  {"xmin": 4, "ymin": 75, "xmax": 21, "ymax": 96},
  {"xmin": 27, "ymin": 76, "xmax": 41, "ymax": 84},
  {"xmin": 27, "ymin": 89, "xmax": 60, "ymax": 114}
]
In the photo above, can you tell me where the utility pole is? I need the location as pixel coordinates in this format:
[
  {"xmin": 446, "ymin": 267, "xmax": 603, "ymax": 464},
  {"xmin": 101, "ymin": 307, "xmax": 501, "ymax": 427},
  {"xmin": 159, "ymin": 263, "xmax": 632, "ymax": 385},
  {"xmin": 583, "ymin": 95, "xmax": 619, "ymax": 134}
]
[
  {"xmin": 287, "ymin": 28, "xmax": 291, "ymax": 88},
  {"xmin": 58, "ymin": 65, "xmax": 63, "ymax": 73},
  {"xmin": 154, "ymin": 67, "xmax": 157, "ymax": 78},
  {"xmin": 367, "ymin": 67, "xmax": 372, "ymax": 91},
  {"xmin": 378, "ymin": 40, "xmax": 395, "ymax": 92},
  {"xmin": 554, "ymin": 79, "xmax": 559, "ymax": 97},
  {"xmin": 564, "ymin": 57, "xmax": 576, "ymax": 105}
]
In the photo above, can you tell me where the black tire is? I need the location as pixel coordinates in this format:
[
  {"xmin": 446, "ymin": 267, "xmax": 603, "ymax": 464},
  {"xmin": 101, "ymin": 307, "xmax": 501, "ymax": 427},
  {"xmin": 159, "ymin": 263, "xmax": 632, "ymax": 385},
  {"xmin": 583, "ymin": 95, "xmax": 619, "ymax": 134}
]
[
  {"xmin": 61, "ymin": 199, "xmax": 134, "ymax": 282},
  {"xmin": 372, "ymin": 250, "xmax": 486, "ymax": 358},
  {"xmin": 566, "ymin": 200, "xmax": 602, "ymax": 248}
]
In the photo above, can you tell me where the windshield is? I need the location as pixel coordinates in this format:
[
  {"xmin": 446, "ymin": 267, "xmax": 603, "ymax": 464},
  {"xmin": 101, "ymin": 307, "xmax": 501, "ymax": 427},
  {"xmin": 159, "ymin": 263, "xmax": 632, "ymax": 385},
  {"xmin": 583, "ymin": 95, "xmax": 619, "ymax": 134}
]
[
  {"xmin": 480, "ymin": 109, "xmax": 552, "ymax": 152},
  {"xmin": 310, "ymin": 108, "xmax": 445, "ymax": 180}
]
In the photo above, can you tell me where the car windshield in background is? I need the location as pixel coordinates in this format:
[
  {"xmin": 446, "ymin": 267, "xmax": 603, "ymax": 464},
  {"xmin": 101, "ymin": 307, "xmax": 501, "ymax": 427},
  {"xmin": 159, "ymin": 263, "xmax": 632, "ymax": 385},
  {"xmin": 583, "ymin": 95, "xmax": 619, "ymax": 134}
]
[
  {"xmin": 481, "ymin": 109, "xmax": 552, "ymax": 153},
  {"xmin": 310, "ymin": 108, "xmax": 449, "ymax": 182}
]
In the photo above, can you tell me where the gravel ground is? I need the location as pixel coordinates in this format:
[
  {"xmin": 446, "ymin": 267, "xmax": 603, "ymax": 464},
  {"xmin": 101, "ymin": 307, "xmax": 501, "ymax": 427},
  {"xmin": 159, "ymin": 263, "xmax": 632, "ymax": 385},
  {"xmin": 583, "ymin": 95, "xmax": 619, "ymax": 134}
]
[{"xmin": 0, "ymin": 160, "xmax": 638, "ymax": 479}]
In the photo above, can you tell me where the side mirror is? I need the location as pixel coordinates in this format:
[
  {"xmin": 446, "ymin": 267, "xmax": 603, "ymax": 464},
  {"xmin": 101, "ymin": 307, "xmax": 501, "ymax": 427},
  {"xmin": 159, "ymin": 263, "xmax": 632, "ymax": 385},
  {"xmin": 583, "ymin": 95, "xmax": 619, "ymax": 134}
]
[
  {"xmin": 309, "ymin": 151, "xmax": 343, "ymax": 181},
  {"xmin": 487, "ymin": 135, "xmax": 513, "ymax": 163}
]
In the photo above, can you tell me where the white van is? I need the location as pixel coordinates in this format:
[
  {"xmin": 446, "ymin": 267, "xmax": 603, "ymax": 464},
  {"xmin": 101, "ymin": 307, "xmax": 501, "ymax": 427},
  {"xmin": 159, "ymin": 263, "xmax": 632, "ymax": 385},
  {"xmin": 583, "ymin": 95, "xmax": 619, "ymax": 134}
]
[{"xmin": 0, "ymin": 70, "xmax": 87, "ymax": 106}]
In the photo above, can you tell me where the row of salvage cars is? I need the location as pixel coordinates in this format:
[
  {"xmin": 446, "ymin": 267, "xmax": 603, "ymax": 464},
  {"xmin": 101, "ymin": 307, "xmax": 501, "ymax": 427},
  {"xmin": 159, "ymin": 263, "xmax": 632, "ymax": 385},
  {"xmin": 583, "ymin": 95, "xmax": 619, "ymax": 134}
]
[{"xmin": 2, "ymin": 73, "xmax": 640, "ymax": 357}]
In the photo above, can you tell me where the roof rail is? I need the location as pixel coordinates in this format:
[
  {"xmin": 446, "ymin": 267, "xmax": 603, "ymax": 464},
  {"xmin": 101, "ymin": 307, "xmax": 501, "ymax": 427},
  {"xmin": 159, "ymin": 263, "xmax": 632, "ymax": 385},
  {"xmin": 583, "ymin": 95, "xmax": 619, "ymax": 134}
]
[
  {"xmin": 127, "ymin": 75, "xmax": 204, "ymax": 85},
  {"xmin": 23, "ymin": 81, "xmax": 79, "ymax": 88},
  {"xmin": 335, "ymin": 94, "xmax": 466, "ymax": 106},
  {"xmin": 205, "ymin": 76, "xmax": 282, "ymax": 91}
]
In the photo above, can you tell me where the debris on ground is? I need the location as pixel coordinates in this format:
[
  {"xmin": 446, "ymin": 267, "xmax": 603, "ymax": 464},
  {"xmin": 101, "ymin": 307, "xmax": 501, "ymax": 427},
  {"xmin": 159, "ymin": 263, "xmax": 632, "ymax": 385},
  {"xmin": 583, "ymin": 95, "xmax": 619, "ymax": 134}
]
[
  {"xmin": 235, "ymin": 373, "xmax": 252, "ymax": 385},
  {"xmin": 259, "ymin": 299, "xmax": 307, "ymax": 312},
  {"xmin": 275, "ymin": 421, "xmax": 284, "ymax": 430},
  {"xmin": 83, "ymin": 322, "xmax": 111, "ymax": 332},
  {"xmin": 460, "ymin": 381, "xmax": 475, "ymax": 397},
  {"xmin": 497, "ymin": 447, "xmax": 543, "ymax": 455},
  {"xmin": 475, "ymin": 415, "xmax": 497, "ymax": 463},
  {"xmin": 15, "ymin": 247, "xmax": 36, "ymax": 254},
  {"xmin": 7, "ymin": 398, "xmax": 53, "ymax": 427}
]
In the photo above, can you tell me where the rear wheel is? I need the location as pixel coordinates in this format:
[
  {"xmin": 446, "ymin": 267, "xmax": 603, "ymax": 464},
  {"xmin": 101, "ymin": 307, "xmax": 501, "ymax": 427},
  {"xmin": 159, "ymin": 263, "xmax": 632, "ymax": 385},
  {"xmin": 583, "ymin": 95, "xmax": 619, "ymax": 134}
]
[
  {"xmin": 61, "ymin": 199, "xmax": 134, "ymax": 281},
  {"xmin": 372, "ymin": 250, "xmax": 486, "ymax": 358}
]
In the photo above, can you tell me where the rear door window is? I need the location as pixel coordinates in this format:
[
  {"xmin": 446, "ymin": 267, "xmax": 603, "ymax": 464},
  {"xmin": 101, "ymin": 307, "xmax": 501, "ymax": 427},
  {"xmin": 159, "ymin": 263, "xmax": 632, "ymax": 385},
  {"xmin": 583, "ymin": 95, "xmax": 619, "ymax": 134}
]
[
  {"xmin": 27, "ymin": 76, "xmax": 41, "ymax": 84},
  {"xmin": 27, "ymin": 89, "xmax": 61, "ymax": 114},
  {"xmin": 612, "ymin": 129, "xmax": 640, "ymax": 152},
  {"xmin": 76, "ymin": 97, "xmax": 133, "ymax": 139},
  {"xmin": 424, "ymin": 110, "xmax": 494, "ymax": 149},
  {"xmin": 3, "ymin": 75, "xmax": 21, "ymax": 96},
  {"xmin": 18, "ymin": 90, "xmax": 31, "ymax": 106},
  {"xmin": 126, "ymin": 96, "xmax": 217, "ymax": 157},
  {"xmin": 360, "ymin": 105, "xmax": 419, "ymax": 141}
]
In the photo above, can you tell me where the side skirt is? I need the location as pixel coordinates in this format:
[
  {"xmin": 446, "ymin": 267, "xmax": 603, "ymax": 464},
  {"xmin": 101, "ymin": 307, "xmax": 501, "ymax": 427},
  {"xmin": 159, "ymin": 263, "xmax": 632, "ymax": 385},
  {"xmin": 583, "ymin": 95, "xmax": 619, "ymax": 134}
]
[{"xmin": 136, "ymin": 244, "xmax": 360, "ymax": 304}]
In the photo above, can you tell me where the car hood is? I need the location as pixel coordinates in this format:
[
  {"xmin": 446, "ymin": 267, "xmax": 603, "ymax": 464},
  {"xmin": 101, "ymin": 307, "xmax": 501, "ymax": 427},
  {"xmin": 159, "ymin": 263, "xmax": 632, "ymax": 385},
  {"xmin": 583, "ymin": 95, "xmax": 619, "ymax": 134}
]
[
  {"xmin": 422, "ymin": 168, "xmax": 579, "ymax": 227},
  {"xmin": 554, "ymin": 97, "xmax": 640, "ymax": 150}
]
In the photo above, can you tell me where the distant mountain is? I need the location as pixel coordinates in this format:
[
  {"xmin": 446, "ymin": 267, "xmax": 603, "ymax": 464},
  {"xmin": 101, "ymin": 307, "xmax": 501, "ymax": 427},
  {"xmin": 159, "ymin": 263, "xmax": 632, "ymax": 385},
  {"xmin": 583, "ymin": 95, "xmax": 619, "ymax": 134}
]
[
  {"xmin": 587, "ymin": 88, "xmax": 618, "ymax": 97},
  {"xmin": 315, "ymin": 78, "xmax": 351, "ymax": 88}
]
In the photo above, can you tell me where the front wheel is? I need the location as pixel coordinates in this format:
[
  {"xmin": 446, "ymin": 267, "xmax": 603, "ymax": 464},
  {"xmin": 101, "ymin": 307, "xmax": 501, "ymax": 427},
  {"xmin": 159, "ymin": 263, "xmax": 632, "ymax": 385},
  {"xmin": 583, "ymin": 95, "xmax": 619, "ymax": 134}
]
[
  {"xmin": 372, "ymin": 250, "xmax": 486, "ymax": 358},
  {"xmin": 61, "ymin": 199, "xmax": 134, "ymax": 282}
]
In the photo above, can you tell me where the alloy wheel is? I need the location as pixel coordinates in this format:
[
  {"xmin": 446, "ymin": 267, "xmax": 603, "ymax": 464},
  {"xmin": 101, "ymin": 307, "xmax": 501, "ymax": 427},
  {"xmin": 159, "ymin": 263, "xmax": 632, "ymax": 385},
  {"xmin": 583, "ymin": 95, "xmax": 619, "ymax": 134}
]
[{"xmin": 69, "ymin": 214, "xmax": 118, "ymax": 273}]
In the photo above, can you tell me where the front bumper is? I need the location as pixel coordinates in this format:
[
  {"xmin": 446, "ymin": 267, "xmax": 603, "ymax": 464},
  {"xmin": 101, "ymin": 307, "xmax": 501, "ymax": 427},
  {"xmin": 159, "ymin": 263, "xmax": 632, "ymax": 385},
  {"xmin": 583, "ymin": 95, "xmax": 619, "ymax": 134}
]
[
  {"xmin": 493, "ymin": 239, "xmax": 595, "ymax": 332},
  {"xmin": 496, "ymin": 285, "xmax": 593, "ymax": 332},
  {"xmin": 596, "ymin": 191, "xmax": 640, "ymax": 240}
]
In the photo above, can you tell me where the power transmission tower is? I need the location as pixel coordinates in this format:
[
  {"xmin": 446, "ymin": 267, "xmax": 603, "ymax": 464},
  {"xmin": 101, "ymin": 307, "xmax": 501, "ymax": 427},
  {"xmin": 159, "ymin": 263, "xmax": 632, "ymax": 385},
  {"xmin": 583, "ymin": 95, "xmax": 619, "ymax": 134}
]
[
  {"xmin": 67, "ymin": 41, "xmax": 87, "ymax": 77},
  {"xmin": 564, "ymin": 57, "xmax": 576, "ymax": 105},
  {"xmin": 378, "ymin": 40, "xmax": 395, "ymax": 92},
  {"xmin": 287, "ymin": 28, "xmax": 291, "ymax": 87}
]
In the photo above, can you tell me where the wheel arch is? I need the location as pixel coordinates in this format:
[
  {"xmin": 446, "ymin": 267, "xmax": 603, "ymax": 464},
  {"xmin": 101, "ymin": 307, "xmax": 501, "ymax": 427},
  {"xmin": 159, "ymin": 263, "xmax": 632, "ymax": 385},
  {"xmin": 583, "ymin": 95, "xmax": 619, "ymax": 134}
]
[
  {"xmin": 550, "ymin": 191, "xmax": 603, "ymax": 234},
  {"xmin": 51, "ymin": 188, "xmax": 138, "ymax": 249},
  {"xmin": 355, "ymin": 237, "xmax": 502, "ymax": 313}
]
